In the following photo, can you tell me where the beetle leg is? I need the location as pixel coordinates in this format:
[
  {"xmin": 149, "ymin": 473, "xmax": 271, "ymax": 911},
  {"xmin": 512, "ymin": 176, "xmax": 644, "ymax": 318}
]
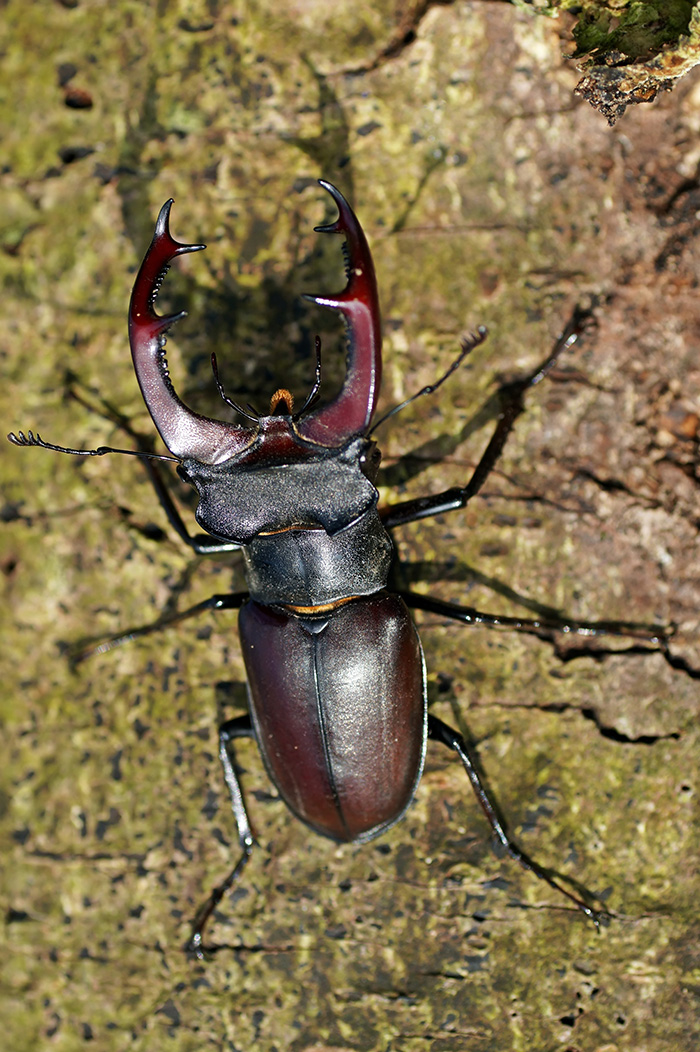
[
  {"xmin": 37, "ymin": 378, "xmax": 241, "ymax": 556},
  {"xmin": 381, "ymin": 307, "xmax": 589, "ymax": 529},
  {"xmin": 186, "ymin": 716, "xmax": 256, "ymax": 959},
  {"xmin": 141, "ymin": 456, "xmax": 240, "ymax": 555},
  {"xmin": 66, "ymin": 592, "xmax": 248, "ymax": 666},
  {"xmin": 401, "ymin": 591, "xmax": 668, "ymax": 649},
  {"xmin": 77, "ymin": 392, "xmax": 239, "ymax": 554},
  {"xmin": 427, "ymin": 714, "xmax": 609, "ymax": 926}
]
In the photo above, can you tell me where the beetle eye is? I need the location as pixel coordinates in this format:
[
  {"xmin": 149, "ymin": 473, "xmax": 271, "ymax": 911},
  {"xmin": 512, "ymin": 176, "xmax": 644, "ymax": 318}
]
[{"xmin": 177, "ymin": 465, "xmax": 193, "ymax": 485}]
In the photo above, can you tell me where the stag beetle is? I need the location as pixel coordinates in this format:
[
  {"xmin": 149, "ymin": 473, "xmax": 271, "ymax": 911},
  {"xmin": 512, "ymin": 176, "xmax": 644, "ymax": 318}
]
[{"xmin": 10, "ymin": 182, "xmax": 653, "ymax": 957}]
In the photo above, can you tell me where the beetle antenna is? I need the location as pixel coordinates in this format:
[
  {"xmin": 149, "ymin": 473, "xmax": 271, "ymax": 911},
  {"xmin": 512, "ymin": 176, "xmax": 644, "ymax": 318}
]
[
  {"xmin": 294, "ymin": 335, "xmax": 323, "ymax": 419},
  {"xmin": 210, "ymin": 353, "xmax": 260, "ymax": 422},
  {"xmin": 368, "ymin": 325, "xmax": 488, "ymax": 436},
  {"xmin": 7, "ymin": 429, "xmax": 179, "ymax": 462}
]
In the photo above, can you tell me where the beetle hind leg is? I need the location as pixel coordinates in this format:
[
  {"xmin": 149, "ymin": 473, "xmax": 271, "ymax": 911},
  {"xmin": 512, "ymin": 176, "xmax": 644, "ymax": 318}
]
[
  {"xmin": 428, "ymin": 714, "xmax": 609, "ymax": 926},
  {"xmin": 186, "ymin": 715, "xmax": 256, "ymax": 959}
]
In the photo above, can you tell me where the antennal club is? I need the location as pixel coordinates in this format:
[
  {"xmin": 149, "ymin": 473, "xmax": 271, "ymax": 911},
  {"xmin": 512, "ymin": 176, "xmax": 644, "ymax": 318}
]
[
  {"xmin": 369, "ymin": 325, "xmax": 488, "ymax": 436},
  {"xmin": 7, "ymin": 429, "xmax": 178, "ymax": 462}
]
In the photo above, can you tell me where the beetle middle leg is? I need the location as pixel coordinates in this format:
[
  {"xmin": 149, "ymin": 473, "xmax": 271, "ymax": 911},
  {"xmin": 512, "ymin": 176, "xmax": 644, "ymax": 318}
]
[
  {"xmin": 387, "ymin": 307, "xmax": 668, "ymax": 650},
  {"xmin": 68, "ymin": 573, "xmax": 258, "ymax": 958},
  {"xmin": 66, "ymin": 591, "xmax": 248, "ymax": 666},
  {"xmin": 65, "ymin": 561, "xmax": 258, "ymax": 958},
  {"xmin": 402, "ymin": 590, "xmax": 667, "ymax": 652}
]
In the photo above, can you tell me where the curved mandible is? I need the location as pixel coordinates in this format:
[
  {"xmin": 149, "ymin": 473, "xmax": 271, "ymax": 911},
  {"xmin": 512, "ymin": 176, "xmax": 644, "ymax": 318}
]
[
  {"xmin": 128, "ymin": 201, "xmax": 250, "ymax": 464},
  {"xmin": 299, "ymin": 182, "xmax": 382, "ymax": 445}
]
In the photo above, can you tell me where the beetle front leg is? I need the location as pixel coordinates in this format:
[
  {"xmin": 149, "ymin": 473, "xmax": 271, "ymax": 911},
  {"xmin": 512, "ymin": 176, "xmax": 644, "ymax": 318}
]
[
  {"xmin": 382, "ymin": 308, "xmax": 589, "ymax": 529},
  {"xmin": 142, "ymin": 456, "xmax": 240, "ymax": 555},
  {"xmin": 186, "ymin": 715, "xmax": 256, "ymax": 959},
  {"xmin": 428, "ymin": 715, "xmax": 608, "ymax": 925},
  {"xmin": 63, "ymin": 381, "xmax": 240, "ymax": 556}
]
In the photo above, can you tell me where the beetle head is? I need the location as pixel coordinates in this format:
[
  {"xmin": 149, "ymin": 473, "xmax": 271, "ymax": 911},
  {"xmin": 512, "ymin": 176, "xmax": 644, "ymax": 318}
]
[{"xmin": 128, "ymin": 183, "xmax": 383, "ymax": 543}]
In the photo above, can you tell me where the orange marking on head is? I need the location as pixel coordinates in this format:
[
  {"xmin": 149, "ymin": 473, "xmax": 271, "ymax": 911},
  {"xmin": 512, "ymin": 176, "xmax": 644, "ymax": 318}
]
[{"xmin": 270, "ymin": 388, "xmax": 294, "ymax": 415}]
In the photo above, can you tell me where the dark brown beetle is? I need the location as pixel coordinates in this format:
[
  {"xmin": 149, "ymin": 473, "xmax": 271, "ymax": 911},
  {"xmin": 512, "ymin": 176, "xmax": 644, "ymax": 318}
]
[{"xmin": 10, "ymin": 183, "xmax": 660, "ymax": 956}]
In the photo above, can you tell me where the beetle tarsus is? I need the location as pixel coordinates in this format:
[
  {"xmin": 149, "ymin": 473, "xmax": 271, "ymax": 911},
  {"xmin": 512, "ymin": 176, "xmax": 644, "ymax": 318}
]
[{"xmin": 185, "ymin": 838, "xmax": 255, "ymax": 960}]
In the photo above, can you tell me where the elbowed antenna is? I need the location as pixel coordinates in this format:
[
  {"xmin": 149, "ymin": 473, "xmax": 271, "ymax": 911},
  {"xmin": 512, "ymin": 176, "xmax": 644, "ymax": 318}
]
[
  {"xmin": 298, "ymin": 181, "xmax": 382, "ymax": 445},
  {"xmin": 128, "ymin": 200, "xmax": 251, "ymax": 464}
]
